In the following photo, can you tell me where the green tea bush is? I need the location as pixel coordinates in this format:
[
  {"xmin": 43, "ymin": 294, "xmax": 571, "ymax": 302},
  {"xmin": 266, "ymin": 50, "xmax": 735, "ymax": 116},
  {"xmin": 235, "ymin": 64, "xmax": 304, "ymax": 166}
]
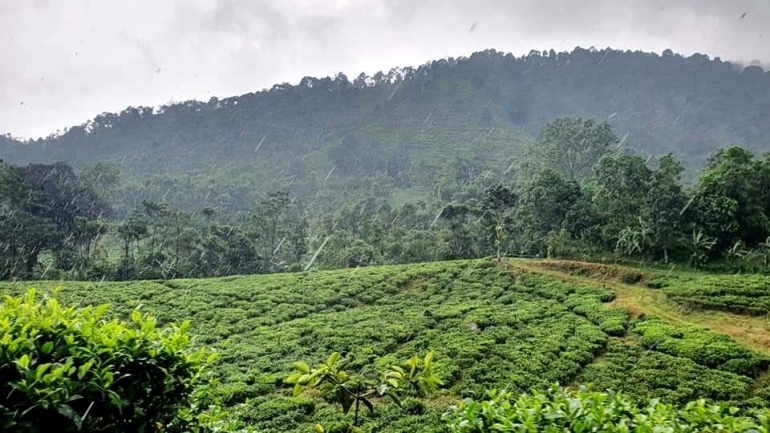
[
  {"xmin": 443, "ymin": 386, "xmax": 770, "ymax": 432},
  {"xmin": 662, "ymin": 274, "xmax": 770, "ymax": 315},
  {"xmin": 3, "ymin": 260, "xmax": 768, "ymax": 431},
  {"xmin": 646, "ymin": 277, "xmax": 668, "ymax": 288},
  {"xmin": 577, "ymin": 339, "xmax": 755, "ymax": 404},
  {"xmin": 634, "ymin": 319, "xmax": 769, "ymax": 377},
  {"xmin": 0, "ymin": 289, "xmax": 210, "ymax": 432}
]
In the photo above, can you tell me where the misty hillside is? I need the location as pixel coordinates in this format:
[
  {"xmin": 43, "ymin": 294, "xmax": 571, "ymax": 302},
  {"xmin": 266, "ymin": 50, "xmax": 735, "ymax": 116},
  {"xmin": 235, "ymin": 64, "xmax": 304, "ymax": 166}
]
[{"xmin": 3, "ymin": 47, "xmax": 769, "ymax": 175}]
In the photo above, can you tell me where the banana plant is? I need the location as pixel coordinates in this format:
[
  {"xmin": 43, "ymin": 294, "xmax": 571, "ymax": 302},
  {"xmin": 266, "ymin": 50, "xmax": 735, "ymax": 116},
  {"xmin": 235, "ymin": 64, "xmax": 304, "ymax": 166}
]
[
  {"xmin": 690, "ymin": 229, "xmax": 716, "ymax": 268},
  {"xmin": 727, "ymin": 240, "xmax": 753, "ymax": 270}
]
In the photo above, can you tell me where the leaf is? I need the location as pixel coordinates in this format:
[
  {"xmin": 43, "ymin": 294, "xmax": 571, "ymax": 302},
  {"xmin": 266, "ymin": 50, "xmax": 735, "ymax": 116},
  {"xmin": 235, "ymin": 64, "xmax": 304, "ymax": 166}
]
[
  {"xmin": 285, "ymin": 372, "xmax": 302, "ymax": 384},
  {"xmin": 16, "ymin": 354, "xmax": 30, "ymax": 369},
  {"xmin": 327, "ymin": 352, "xmax": 341, "ymax": 367},
  {"xmin": 36, "ymin": 364, "xmax": 51, "ymax": 380},
  {"xmin": 339, "ymin": 388, "xmax": 354, "ymax": 414},
  {"xmin": 424, "ymin": 350, "xmax": 435, "ymax": 366},
  {"xmin": 56, "ymin": 404, "xmax": 82, "ymax": 430},
  {"xmin": 297, "ymin": 374, "xmax": 311, "ymax": 385},
  {"xmin": 293, "ymin": 361, "xmax": 311, "ymax": 373}
]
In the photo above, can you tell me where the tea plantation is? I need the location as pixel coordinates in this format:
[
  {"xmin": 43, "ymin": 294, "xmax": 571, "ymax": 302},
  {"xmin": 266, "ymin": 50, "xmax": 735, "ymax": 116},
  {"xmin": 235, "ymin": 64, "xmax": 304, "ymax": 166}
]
[{"xmin": 2, "ymin": 259, "xmax": 770, "ymax": 432}]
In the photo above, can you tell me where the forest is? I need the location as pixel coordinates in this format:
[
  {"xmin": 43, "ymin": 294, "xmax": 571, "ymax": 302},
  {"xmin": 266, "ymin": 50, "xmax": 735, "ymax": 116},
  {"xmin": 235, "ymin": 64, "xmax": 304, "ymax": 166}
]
[
  {"xmin": 2, "ymin": 47, "xmax": 769, "ymax": 281},
  {"xmin": 3, "ymin": 116, "xmax": 770, "ymax": 280}
]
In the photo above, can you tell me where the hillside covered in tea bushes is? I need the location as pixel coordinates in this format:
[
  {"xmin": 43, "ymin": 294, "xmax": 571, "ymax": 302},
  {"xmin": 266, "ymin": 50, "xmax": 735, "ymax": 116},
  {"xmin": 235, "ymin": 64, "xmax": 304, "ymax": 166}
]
[{"xmin": 3, "ymin": 259, "xmax": 770, "ymax": 432}]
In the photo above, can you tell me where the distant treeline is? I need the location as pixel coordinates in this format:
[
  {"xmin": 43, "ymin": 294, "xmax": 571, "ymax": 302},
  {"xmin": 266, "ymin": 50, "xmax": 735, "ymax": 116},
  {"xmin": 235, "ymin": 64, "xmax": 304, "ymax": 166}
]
[
  {"xmin": 3, "ymin": 117, "xmax": 770, "ymax": 280},
  {"xmin": 2, "ymin": 46, "xmax": 769, "ymax": 175}
]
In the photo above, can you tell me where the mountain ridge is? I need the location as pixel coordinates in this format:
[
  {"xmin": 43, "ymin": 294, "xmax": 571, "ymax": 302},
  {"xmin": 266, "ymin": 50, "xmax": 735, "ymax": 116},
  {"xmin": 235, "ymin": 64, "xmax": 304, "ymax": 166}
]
[{"xmin": 2, "ymin": 46, "xmax": 768, "ymax": 176}]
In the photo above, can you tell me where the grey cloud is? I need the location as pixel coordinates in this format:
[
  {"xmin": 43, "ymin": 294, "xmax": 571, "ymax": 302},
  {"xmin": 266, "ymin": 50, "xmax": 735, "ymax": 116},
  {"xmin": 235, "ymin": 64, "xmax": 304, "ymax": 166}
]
[{"xmin": 1, "ymin": 0, "xmax": 767, "ymax": 139}]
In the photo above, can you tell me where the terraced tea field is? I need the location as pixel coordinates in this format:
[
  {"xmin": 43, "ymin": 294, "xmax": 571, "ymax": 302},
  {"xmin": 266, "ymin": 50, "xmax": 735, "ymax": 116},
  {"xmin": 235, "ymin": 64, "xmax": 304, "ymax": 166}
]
[{"xmin": 2, "ymin": 259, "xmax": 769, "ymax": 432}]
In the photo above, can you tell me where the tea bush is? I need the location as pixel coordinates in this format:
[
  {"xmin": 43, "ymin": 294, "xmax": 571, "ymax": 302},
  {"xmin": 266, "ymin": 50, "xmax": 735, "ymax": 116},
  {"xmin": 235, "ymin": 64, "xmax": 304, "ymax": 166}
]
[
  {"xmin": 2, "ymin": 259, "xmax": 769, "ymax": 431},
  {"xmin": 634, "ymin": 318, "xmax": 769, "ymax": 376},
  {"xmin": 0, "ymin": 289, "xmax": 213, "ymax": 432},
  {"xmin": 444, "ymin": 386, "xmax": 770, "ymax": 432},
  {"xmin": 660, "ymin": 273, "xmax": 770, "ymax": 315}
]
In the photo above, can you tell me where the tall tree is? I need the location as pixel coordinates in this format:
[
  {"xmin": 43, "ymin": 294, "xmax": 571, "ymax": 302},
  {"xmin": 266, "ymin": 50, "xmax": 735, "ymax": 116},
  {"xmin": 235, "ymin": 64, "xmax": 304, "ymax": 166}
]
[
  {"xmin": 689, "ymin": 146, "xmax": 770, "ymax": 250},
  {"xmin": 483, "ymin": 185, "xmax": 517, "ymax": 261},
  {"xmin": 645, "ymin": 155, "xmax": 686, "ymax": 262},
  {"xmin": 534, "ymin": 118, "xmax": 618, "ymax": 182},
  {"xmin": 516, "ymin": 168, "xmax": 581, "ymax": 256}
]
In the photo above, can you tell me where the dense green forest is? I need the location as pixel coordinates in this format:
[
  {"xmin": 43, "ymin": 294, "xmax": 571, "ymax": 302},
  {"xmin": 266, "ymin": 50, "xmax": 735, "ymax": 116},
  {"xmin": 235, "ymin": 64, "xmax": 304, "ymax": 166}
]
[
  {"xmin": 3, "ymin": 117, "xmax": 770, "ymax": 280},
  {"xmin": 2, "ymin": 47, "xmax": 770, "ymax": 281},
  {"xmin": 1, "ymin": 48, "xmax": 769, "ymax": 214}
]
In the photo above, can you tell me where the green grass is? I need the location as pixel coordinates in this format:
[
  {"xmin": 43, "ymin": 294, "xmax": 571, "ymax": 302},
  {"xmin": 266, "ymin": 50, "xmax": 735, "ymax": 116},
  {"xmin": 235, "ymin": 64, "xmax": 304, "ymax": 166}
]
[{"xmin": 2, "ymin": 259, "xmax": 769, "ymax": 431}]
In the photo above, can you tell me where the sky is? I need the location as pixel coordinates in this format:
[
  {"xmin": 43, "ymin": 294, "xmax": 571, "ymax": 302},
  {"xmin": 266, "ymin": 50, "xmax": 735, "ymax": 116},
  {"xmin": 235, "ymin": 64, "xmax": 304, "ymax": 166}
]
[{"xmin": 1, "ymin": 0, "xmax": 768, "ymax": 139}]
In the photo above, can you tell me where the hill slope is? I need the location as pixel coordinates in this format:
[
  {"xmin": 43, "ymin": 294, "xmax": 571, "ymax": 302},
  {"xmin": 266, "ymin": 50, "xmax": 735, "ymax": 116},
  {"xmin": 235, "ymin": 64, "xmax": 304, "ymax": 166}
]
[
  {"xmin": 2, "ymin": 48, "xmax": 769, "ymax": 176},
  {"xmin": 4, "ymin": 259, "xmax": 769, "ymax": 432}
]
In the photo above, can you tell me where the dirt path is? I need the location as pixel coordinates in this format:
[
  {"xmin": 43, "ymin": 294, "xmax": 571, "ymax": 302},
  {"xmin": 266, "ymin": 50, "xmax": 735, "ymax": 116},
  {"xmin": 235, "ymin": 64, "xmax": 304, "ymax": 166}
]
[{"xmin": 506, "ymin": 259, "xmax": 770, "ymax": 355}]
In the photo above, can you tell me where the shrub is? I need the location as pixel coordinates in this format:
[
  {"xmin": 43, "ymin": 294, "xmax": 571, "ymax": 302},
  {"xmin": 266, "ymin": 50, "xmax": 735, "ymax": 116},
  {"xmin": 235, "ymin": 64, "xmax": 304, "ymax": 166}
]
[
  {"xmin": 646, "ymin": 277, "xmax": 668, "ymax": 288},
  {"xmin": 620, "ymin": 271, "xmax": 643, "ymax": 284},
  {"xmin": 0, "ymin": 289, "xmax": 211, "ymax": 432},
  {"xmin": 443, "ymin": 386, "xmax": 770, "ymax": 432}
]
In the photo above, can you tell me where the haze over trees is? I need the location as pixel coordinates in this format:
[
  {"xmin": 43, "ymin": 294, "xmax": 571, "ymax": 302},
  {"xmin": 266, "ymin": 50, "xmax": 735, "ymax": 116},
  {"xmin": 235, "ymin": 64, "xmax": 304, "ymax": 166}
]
[
  {"xmin": 2, "ymin": 47, "xmax": 770, "ymax": 280},
  {"xmin": 3, "ymin": 45, "xmax": 770, "ymax": 432}
]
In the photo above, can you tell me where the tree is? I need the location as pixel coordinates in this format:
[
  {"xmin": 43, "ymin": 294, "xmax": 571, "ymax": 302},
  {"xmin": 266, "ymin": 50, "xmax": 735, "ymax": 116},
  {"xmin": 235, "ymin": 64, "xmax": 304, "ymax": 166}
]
[
  {"xmin": 645, "ymin": 154, "xmax": 686, "ymax": 262},
  {"xmin": 251, "ymin": 192, "xmax": 292, "ymax": 272},
  {"xmin": 690, "ymin": 229, "xmax": 716, "ymax": 268},
  {"xmin": 141, "ymin": 200, "xmax": 169, "ymax": 264},
  {"xmin": 534, "ymin": 117, "xmax": 618, "ymax": 181},
  {"xmin": 286, "ymin": 353, "xmax": 400, "ymax": 429},
  {"xmin": 592, "ymin": 153, "xmax": 652, "ymax": 249},
  {"xmin": 689, "ymin": 147, "xmax": 770, "ymax": 250},
  {"xmin": 70, "ymin": 216, "xmax": 109, "ymax": 274},
  {"xmin": 516, "ymin": 169, "xmax": 581, "ymax": 256},
  {"xmin": 286, "ymin": 351, "xmax": 441, "ymax": 430},
  {"xmin": 483, "ymin": 185, "xmax": 516, "ymax": 261},
  {"xmin": 0, "ymin": 161, "xmax": 105, "ymax": 278},
  {"xmin": 116, "ymin": 212, "xmax": 148, "ymax": 278},
  {"xmin": 79, "ymin": 161, "xmax": 121, "ymax": 204}
]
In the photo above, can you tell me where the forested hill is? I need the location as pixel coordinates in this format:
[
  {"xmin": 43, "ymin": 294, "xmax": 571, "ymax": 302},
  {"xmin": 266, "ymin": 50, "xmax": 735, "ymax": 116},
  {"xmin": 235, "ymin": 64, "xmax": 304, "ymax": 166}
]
[{"xmin": 2, "ymin": 47, "xmax": 769, "ymax": 175}]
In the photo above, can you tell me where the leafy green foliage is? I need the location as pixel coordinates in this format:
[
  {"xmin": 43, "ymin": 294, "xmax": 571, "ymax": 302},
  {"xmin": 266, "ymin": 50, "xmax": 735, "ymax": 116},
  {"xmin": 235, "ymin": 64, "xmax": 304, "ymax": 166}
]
[
  {"xmin": 443, "ymin": 386, "xmax": 770, "ymax": 432},
  {"xmin": 0, "ymin": 289, "xmax": 211, "ymax": 432},
  {"xmin": 530, "ymin": 117, "xmax": 618, "ymax": 182},
  {"xmin": 656, "ymin": 272, "xmax": 770, "ymax": 315},
  {"xmin": 285, "ymin": 352, "xmax": 399, "ymax": 428},
  {"xmin": 4, "ymin": 260, "xmax": 767, "ymax": 431},
  {"xmin": 634, "ymin": 319, "xmax": 769, "ymax": 377},
  {"xmin": 578, "ymin": 338, "xmax": 756, "ymax": 405},
  {"xmin": 391, "ymin": 351, "xmax": 444, "ymax": 397},
  {"xmin": 286, "ymin": 350, "xmax": 441, "ymax": 429}
]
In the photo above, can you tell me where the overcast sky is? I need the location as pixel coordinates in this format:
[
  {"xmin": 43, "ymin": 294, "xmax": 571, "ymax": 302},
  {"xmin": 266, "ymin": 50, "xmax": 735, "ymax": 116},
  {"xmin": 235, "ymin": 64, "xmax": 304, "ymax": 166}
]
[{"xmin": 2, "ymin": 0, "xmax": 768, "ymax": 139}]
